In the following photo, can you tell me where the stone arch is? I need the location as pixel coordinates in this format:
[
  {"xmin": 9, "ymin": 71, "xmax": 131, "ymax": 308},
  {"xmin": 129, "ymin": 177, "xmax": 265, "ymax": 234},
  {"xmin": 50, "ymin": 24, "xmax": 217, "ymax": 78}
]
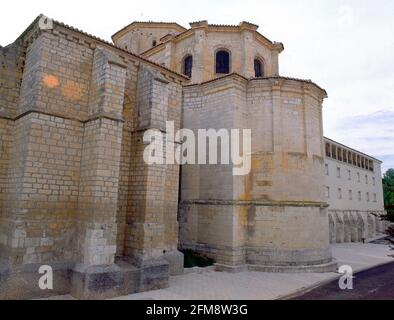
[
  {"xmin": 356, "ymin": 212, "xmax": 365, "ymax": 242},
  {"xmin": 254, "ymin": 56, "xmax": 265, "ymax": 77},
  {"xmin": 328, "ymin": 212, "xmax": 336, "ymax": 243},
  {"xmin": 343, "ymin": 212, "xmax": 352, "ymax": 243},
  {"xmin": 367, "ymin": 213, "xmax": 376, "ymax": 239},
  {"xmin": 335, "ymin": 212, "xmax": 344, "ymax": 243},
  {"xmin": 349, "ymin": 212, "xmax": 360, "ymax": 242},
  {"xmin": 182, "ymin": 54, "xmax": 193, "ymax": 78},
  {"xmin": 214, "ymin": 48, "xmax": 231, "ymax": 74},
  {"xmin": 374, "ymin": 214, "xmax": 383, "ymax": 233}
]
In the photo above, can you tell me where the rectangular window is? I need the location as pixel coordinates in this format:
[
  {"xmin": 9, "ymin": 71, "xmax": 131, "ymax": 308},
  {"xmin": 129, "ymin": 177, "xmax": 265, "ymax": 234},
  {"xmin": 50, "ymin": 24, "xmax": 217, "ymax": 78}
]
[
  {"xmin": 374, "ymin": 193, "xmax": 377, "ymax": 202},
  {"xmin": 338, "ymin": 148, "xmax": 343, "ymax": 161},
  {"xmin": 332, "ymin": 146, "xmax": 337, "ymax": 160},
  {"xmin": 369, "ymin": 160, "xmax": 374, "ymax": 172},
  {"xmin": 338, "ymin": 188, "xmax": 342, "ymax": 199},
  {"xmin": 373, "ymin": 177, "xmax": 376, "ymax": 186},
  {"xmin": 358, "ymin": 191, "xmax": 362, "ymax": 201},
  {"xmin": 348, "ymin": 170, "xmax": 351, "ymax": 180},
  {"xmin": 325, "ymin": 164, "xmax": 329, "ymax": 176},
  {"xmin": 366, "ymin": 192, "xmax": 370, "ymax": 202},
  {"xmin": 365, "ymin": 175, "xmax": 368, "ymax": 184},
  {"xmin": 337, "ymin": 167, "xmax": 341, "ymax": 178},
  {"xmin": 325, "ymin": 143, "xmax": 331, "ymax": 158},
  {"xmin": 357, "ymin": 172, "xmax": 360, "ymax": 182},
  {"xmin": 349, "ymin": 190, "xmax": 353, "ymax": 200},
  {"xmin": 343, "ymin": 151, "xmax": 348, "ymax": 163},
  {"xmin": 325, "ymin": 187, "xmax": 330, "ymax": 199}
]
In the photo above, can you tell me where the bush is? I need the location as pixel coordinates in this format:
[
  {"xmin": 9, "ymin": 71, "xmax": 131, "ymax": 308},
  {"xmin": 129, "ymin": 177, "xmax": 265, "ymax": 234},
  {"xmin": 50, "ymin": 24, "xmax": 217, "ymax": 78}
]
[
  {"xmin": 387, "ymin": 209, "xmax": 394, "ymax": 223},
  {"xmin": 387, "ymin": 224, "xmax": 394, "ymax": 257},
  {"xmin": 181, "ymin": 250, "xmax": 215, "ymax": 268},
  {"xmin": 387, "ymin": 224, "xmax": 394, "ymax": 241}
]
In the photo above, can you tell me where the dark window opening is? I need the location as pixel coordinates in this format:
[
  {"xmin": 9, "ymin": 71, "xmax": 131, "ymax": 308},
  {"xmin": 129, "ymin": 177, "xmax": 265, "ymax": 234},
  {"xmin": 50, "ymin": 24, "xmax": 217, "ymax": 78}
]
[
  {"xmin": 369, "ymin": 160, "xmax": 374, "ymax": 172},
  {"xmin": 152, "ymin": 40, "xmax": 157, "ymax": 47},
  {"xmin": 332, "ymin": 145, "xmax": 337, "ymax": 159},
  {"xmin": 338, "ymin": 148, "xmax": 343, "ymax": 161},
  {"xmin": 183, "ymin": 55, "xmax": 193, "ymax": 78},
  {"xmin": 254, "ymin": 59, "xmax": 264, "ymax": 77},
  {"xmin": 325, "ymin": 143, "xmax": 331, "ymax": 157},
  {"xmin": 216, "ymin": 50, "xmax": 230, "ymax": 74}
]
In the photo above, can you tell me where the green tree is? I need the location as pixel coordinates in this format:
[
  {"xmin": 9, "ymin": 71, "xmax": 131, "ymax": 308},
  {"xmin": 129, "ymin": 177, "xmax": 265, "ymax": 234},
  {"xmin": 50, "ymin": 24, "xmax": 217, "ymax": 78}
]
[{"xmin": 383, "ymin": 168, "xmax": 394, "ymax": 222}]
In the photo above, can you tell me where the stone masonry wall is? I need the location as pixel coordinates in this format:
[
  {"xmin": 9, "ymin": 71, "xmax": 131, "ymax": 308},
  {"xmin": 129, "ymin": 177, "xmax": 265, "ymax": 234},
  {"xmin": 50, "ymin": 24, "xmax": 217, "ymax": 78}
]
[
  {"xmin": 0, "ymin": 41, "xmax": 22, "ymax": 262},
  {"xmin": 0, "ymin": 40, "xmax": 24, "ymax": 118},
  {"xmin": 1, "ymin": 30, "xmax": 91, "ymax": 268},
  {"xmin": 179, "ymin": 75, "xmax": 333, "ymax": 270},
  {"xmin": 0, "ymin": 119, "xmax": 13, "ymax": 260},
  {"xmin": 145, "ymin": 26, "xmax": 281, "ymax": 83},
  {"xmin": 328, "ymin": 210, "xmax": 388, "ymax": 244},
  {"xmin": 123, "ymin": 65, "xmax": 183, "ymax": 267},
  {"xmin": 0, "ymin": 18, "xmax": 185, "ymax": 298},
  {"xmin": 75, "ymin": 47, "xmax": 126, "ymax": 267}
]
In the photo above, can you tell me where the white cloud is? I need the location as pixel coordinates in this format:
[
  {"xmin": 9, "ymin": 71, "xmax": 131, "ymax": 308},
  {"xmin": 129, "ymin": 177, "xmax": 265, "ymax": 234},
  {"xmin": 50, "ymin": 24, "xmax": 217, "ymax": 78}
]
[{"xmin": 1, "ymin": 0, "xmax": 393, "ymax": 170}]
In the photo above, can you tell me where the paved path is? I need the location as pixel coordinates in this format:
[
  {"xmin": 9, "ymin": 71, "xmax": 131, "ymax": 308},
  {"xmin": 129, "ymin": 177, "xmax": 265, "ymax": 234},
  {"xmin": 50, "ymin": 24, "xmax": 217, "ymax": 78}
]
[
  {"xmin": 293, "ymin": 261, "xmax": 394, "ymax": 300},
  {"xmin": 47, "ymin": 243, "xmax": 393, "ymax": 300},
  {"xmin": 115, "ymin": 243, "xmax": 393, "ymax": 300}
]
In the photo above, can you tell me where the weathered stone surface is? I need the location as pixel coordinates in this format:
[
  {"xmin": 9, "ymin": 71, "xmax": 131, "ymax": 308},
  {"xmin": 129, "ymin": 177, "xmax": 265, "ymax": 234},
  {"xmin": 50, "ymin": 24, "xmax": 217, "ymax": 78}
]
[
  {"xmin": 178, "ymin": 74, "xmax": 334, "ymax": 272},
  {"xmin": 0, "ymin": 17, "xmax": 184, "ymax": 299},
  {"xmin": 0, "ymin": 262, "xmax": 72, "ymax": 300},
  {"xmin": 328, "ymin": 210, "xmax": 386, "ymax": 244},
  {"xmin": 163, "ymin": 250, "xmax": 184, "ymax": 276},
  {"xmin": 0, "ymin": 15, "xmax": 387, "ymax": 299},
  {"xmin": 113, "ymin": 21, "xmax": 283, "ymax": 82}
]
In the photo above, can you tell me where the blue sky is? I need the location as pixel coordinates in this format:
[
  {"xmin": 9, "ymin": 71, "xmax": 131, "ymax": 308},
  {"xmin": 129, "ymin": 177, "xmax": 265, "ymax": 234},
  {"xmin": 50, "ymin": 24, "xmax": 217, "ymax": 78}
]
[{"xmin": 1, "ymin": 0, "xmax": 393, "ymax": 173}]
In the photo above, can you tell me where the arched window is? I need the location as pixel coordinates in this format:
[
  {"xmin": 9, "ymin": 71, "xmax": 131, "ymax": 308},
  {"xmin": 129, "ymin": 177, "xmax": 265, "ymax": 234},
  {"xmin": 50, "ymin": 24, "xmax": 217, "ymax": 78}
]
[
  {"xmin": 183, "ymin": 55, "xmax": 193, "ymax": 78},
  {"xmin": 152, "ymin": 40, "xmax": 157, "ymax": 47},
  {"xmin": 216, "ymin": 50, "xmax": 230, "ymax": 74},
  {"xmin": 254, "ymin": 58, "xmax": 264, "ymax": 77}
]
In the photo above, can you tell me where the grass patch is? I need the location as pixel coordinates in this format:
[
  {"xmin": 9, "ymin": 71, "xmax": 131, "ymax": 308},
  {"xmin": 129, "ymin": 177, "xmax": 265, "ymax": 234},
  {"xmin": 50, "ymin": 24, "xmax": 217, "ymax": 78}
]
[{"xmin": 181, "ymin": 249, "xmax": 215, "ymax": 268}]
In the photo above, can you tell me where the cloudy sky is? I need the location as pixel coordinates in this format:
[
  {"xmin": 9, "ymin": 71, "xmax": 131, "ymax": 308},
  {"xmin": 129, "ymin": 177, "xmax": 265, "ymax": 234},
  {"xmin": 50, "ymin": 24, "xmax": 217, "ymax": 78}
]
[{"xmin": 1, "ymin": 0, "xmax": 393, "ymax": 173}]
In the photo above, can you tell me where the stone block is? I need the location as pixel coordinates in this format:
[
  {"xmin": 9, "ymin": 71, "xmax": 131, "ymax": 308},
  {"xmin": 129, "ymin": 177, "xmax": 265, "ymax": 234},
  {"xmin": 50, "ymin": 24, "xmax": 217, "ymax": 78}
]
[
  {"xmin": 139, "ymin": 257, "xmax": 169, "ymax": 292},
  {"xmin": 70, "ymin": 264, "xmax": 124, "ymax": 300},
  {"xmin": 0, "ymin": 262, "xmax": 72, "ymax": 300},
  {"xmin": 163, "ymin": 250, "xmax": 184, "ymax": 276}
]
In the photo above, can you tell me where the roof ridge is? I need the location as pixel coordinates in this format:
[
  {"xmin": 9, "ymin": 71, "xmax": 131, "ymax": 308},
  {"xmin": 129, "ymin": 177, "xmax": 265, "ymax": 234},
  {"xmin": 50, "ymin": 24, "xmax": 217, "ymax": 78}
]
[
  {"xmin": 112, "ymin": 20, "xmax": 187, "ymax": 40},
  {"xmin": 323, "ymin": 137, "xmax": 382, "ymax": 163},
  {"xmin": 130, "ymin": 21, "xmax": 185, "ymax": 25},
  {"xmin": 252, "ymin": 75, "xmax": 327, "ymax": 95},
  {"xmin": 27, "ymin": 15, "xmax": 189, "ymax": 81}
]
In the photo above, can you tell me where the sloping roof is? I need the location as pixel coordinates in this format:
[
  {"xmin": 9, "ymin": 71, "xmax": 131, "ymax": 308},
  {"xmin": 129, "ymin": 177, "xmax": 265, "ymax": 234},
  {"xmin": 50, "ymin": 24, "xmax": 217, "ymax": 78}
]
[
  {"xmin": 183, "ymin": 72, "xmax": 248, "ymax": 87},
  {"xmin": 324, "ymin": 137, "xmax": 382, "ymax": 163},
  {"xmin": 112, "ymin": 21, "xmax": 187, "ymax": 41},
  {"xmin": 183, "ymin": 73, "xmax": 327, "ymax": 96},
  {"xmin": 18, "ymin": 15, "xmax": 189, "ymax": 81},
  {"xmin": 140, "ymin": 22, "xmax": 277, "ymax": 57},
  {"xmin": 252, "ymin": 75, "xmax": 327, "ymax": 96}
]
